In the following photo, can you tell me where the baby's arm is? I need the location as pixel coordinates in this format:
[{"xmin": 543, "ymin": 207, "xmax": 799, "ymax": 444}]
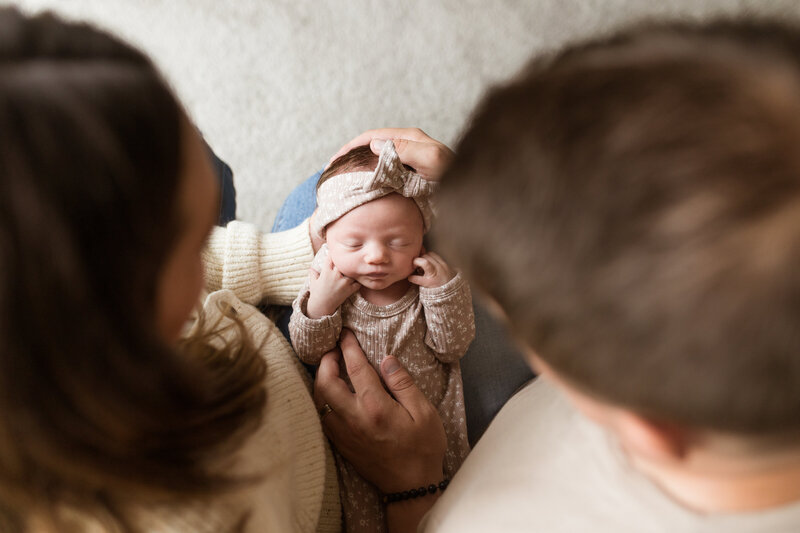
[
  {"xmin": 289, "ymin": 282, "xmax": 343, "ymax": 364},
  {"xmin": 411, "ymin": 253, "xmax": 477, "ymax": 363},
  {"xmin": 289, "ymin": 247, "xmax": 360, "ymax": 364}
]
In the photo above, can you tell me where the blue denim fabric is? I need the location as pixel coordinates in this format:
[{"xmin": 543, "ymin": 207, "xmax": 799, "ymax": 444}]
[
  {"xmin": 270, "ymin": 169, "xmax": 534, "ymax": 445},
  {"xmin": 269, "ymin": 170, "xmax": 322, "ymax": 344},
  {"xmin": 272, "ymin": 169, "xmax": 322, "ymax": 233}
]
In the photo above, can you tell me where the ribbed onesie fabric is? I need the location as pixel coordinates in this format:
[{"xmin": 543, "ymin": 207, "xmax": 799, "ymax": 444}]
[{"xmin": 289, "ymin": 247, "xmax": 476, "ymax": 533}]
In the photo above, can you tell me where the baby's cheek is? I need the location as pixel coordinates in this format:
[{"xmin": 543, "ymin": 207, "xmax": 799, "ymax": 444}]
[
  {"xmin": 399, "ymin": 255, "xmax": 418, "ymax": 277},
  {"xmin": 330, "ymin": 253, "xmax": 359, "ymax": 278}
]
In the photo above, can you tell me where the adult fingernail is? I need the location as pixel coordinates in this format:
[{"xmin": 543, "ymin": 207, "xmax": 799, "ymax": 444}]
[
  {"xmin": 384, "ymin": 356, "xmax": 401, "ymax": 375},
  {"xmin": 370, "ymin": 138, "xmax": 386, "ymax": 151}
]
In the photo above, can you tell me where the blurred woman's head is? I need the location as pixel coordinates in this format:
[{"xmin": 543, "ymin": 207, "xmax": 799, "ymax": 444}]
[{"xmin": 0, "ymin": 7, "xmax": 264, "ymax": 530}]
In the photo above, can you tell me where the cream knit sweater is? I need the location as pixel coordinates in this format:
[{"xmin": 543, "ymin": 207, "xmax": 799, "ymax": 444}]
[
  {"xmin": 62, "ymin": 220, "xmax": 340, "ymax": 532},
  {"xmin": 200, "ymin": 219, "xmax": 341, "ymax": 533}
]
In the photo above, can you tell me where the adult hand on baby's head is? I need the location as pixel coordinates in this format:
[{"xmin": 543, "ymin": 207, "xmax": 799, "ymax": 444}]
[
  {"xmin": 408, "ymin": 251, "xmax": 455, "ymax": 288},
  {"xmin": 306, "ymin": 256, "xmax": 360, "ymax": 318},
  {"xmin": 328, "ymin": 128, "xmax": 453, "ymax": 181},
  {"xmin": 314, "ymin": 330, "xmax": 447, "ymax": 494}
]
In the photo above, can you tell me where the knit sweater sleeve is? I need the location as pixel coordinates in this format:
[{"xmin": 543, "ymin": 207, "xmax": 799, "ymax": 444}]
[
  {"xmin": 202, "ymin": 219, "xmax": 314, "ymax": 306},
  {"xmin": 419, "ymin": 272, "xmax": 476, "ymax": 363}
]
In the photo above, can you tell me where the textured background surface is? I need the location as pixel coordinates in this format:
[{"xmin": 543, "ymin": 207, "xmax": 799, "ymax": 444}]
[{"xmin": 7, "ymin": 0, "xmax": 800, "ymax": 230}]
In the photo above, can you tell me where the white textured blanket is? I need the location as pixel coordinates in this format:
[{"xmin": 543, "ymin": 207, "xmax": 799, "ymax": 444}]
[{"xmin": 10, "ymin": 0, "xmax": 799, "ymax": 229}]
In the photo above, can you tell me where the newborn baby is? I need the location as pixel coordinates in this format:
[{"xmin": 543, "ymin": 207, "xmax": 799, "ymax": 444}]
[{"xmin": 289, "ymin": 141, "xmax": 475, "ymax": 533}]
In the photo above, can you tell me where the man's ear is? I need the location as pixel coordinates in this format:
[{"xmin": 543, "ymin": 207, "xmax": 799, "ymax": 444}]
[{"xmin": 614, "ymin": 411, "xmax": 689, "ymax": 462}]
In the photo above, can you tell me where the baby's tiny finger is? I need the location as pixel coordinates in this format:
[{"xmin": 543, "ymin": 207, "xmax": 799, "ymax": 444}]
[
  {"xmin": 429, "ymin": 251, "xmax": 447, "ymax": 264},
  {"xmin": 422, "ymin": 258, "xmax": 437, "ymax": 274}
]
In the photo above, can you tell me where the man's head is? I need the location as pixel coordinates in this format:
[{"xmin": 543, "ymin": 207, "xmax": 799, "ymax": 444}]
[{"xmin": 435, "ymin": 19, "xmax": 800, "ymax": 445}]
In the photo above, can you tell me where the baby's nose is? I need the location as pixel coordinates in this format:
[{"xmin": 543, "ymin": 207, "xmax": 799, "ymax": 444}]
[{"xmin": 364, "ymin": 244, "xmax": 389, "ymax": 263}]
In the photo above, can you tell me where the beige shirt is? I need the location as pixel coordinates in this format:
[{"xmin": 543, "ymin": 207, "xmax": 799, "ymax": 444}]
[{"xmin": 421, "ymin": 378, "xmax": 800, "ymax": 533}]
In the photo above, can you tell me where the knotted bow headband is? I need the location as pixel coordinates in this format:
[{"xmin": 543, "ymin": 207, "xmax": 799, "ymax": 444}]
[{"xmin": 311, "ymin": 140, "xmax": 437, "ymax": 237}]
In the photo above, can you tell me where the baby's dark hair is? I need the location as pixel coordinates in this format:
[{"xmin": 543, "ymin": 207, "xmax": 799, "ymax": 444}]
[
  {"xmin": 318, "ymin": 144, "xmax": 416, "ymax": 192},
  {"xmin": 318, "ymin": 145, "xmax": 379, "ymax": 191},
  {"xmin": 435, "ymin": 18, "xmax": 800, "ymax": 438}
]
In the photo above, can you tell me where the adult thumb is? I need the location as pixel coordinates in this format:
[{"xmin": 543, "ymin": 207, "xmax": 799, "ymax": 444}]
[{"xmin": 381, "ymin": 356, "xmax": 426, "ymax": 416}]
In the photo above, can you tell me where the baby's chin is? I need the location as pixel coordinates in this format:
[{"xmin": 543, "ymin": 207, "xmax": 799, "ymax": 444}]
[
  {"xmin": 357, "ymin": 275, "xmax": 410, "ymax": 291},
  {"xmin": 357, "ymin": 277, "xmax": 396, "ymax": 290}
]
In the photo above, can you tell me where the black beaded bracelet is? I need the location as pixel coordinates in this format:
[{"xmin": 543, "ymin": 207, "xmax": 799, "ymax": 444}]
[{"xmin": 381, "ymin": 479, "xmax": 450, "ymax": 504}]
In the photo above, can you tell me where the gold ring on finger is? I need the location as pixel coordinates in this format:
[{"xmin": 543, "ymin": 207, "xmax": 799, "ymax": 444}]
[{"xmin": 318, "ymin": 403, "xmax": 333, "ymax": 421}]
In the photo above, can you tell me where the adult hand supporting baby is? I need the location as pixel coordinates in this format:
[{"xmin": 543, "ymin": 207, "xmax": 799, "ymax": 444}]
[
  {"xmin": 314, "ymin": 329, "xmax": 447, "ymax": 532},
  {"xmin": 328, "ymin": 128, "xmax": 453, "ymax": 181}
]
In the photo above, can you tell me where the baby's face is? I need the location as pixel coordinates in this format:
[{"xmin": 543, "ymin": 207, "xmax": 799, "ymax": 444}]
[{"xmin": 326, "ymin": 193, "xmax": 424, "ymax": 291}]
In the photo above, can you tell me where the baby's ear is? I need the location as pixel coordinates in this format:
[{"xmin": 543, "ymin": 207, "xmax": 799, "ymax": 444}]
[{"xmin": 309, "ymin": 209, "xmax": 326, "ymax": 253}]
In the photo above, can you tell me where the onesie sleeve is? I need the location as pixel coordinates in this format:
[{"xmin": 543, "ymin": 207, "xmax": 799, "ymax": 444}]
[
  {"xmin": 419, "ymin": 271, "xmax": 476, "ymax": 363},
  {"xmin": 288, "ymin": 283, "xmax": 343, "ymax": 365},
  {"xmin": 202, "ymin": 219, "xmax": 315, "ymax": 306}
]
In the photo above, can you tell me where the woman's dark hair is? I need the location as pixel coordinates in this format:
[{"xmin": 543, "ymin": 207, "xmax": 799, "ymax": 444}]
[{"xmin": 0, "ymin": 8, "xmax": 265, "ymax": 529}]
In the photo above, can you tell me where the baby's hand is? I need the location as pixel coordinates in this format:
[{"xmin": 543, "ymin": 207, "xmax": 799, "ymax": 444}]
[
  {"xmin": 306, "ymin": 256, "xmax": 360, "ymax": 318},
  {"xmin": 408, "ymin": 252, "xmax": 455, "ymax": 288}
]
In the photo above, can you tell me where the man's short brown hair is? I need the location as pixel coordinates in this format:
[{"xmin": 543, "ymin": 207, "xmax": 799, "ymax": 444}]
[{"xmin": 435, "ymin": 19, "xmax": 800, "ymax": 436}]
